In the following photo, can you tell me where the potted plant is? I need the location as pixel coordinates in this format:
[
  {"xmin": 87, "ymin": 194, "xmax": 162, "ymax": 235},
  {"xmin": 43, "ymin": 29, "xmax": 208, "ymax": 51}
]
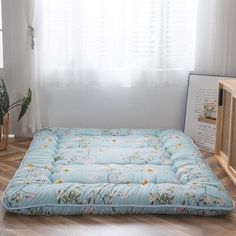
[{"xmin": 0, "ymin": 79, "xmax": 32, "ymax": 150}]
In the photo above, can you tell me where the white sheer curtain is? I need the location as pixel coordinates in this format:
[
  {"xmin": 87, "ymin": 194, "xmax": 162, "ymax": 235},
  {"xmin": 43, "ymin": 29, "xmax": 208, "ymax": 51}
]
[
  {"xmin": 20, "ymin": 0, "xmax": 197, "ymax": 135},
  {"xmin": 20, "ymin": 0, "xmax": 236, "ymax": 134},
  {"xmin": 20, "ymin": 0, "xmax": 42, "ymax": 134},
  {"xmin": 35, "ymin": 0, "xmax": 197, "ymax": 87},
  {"xmin": 194, "ymin": 0, "xmax": 236, "ymax": 76}
]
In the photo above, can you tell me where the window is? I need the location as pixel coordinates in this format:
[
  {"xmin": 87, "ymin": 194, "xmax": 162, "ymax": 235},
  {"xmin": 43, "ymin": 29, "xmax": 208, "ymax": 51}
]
[{"xmin": 38, "ymin": 0, "xmax": 197, "ymax": 86}]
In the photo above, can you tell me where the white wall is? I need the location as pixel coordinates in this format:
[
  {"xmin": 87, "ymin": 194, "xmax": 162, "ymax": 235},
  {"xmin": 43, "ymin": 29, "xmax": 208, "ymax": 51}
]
[{"xmin": 3, "ymin": 0, "xmax": 189, "ymax": 136}]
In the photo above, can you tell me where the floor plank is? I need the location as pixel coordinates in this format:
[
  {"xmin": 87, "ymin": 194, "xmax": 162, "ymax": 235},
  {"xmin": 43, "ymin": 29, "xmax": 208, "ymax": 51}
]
[{"xmin": 0, "ymin": 139, "xmax": 236, "ymax": 236}]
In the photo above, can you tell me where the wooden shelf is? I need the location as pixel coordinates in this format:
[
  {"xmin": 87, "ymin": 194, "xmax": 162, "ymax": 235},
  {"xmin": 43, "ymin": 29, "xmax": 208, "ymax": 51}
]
[{"xmin": 215, "ymin": 80, "xmax": 236, "ymax": 186}]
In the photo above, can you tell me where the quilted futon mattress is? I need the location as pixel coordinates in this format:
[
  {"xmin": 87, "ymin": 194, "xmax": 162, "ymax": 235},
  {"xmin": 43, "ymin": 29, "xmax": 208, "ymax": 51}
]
[{"xmin": 2, "ymin": 128, "xmax": 234, "ymax": 215}]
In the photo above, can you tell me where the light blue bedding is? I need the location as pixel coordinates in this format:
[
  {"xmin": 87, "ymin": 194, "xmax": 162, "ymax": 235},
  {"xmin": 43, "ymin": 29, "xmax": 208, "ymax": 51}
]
[{"xmin": 2, "ymin": 128, "xmax": 234, "ymax": 215}]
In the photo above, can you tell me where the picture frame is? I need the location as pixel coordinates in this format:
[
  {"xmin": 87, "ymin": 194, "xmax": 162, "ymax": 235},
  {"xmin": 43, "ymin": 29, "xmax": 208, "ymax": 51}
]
[{"xmin": 184, "ymin": 73, "xmax": 236, "ymax": 152}]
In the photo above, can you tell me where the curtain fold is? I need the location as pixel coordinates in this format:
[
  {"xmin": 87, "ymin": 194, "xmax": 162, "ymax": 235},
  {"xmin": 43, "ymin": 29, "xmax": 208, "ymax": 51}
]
[
  {"xmin": 21, "ymin": 0, "xmax": 42, "ymax": 134},
  {"xmin": 194, "ymin": 0, "xmax": 236, "ymax": 77}
]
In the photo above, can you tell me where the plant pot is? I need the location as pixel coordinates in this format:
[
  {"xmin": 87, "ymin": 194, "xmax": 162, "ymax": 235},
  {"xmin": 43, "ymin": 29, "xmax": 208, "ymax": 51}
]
[{"xmin": 0, "ymin": 113, "xmax": 9, "ymax": 151}]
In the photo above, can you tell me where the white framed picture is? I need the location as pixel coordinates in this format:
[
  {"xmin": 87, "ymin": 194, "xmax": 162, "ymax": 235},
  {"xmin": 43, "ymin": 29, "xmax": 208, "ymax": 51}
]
[{"xmin": 184, "ymin": 73, "xmax": 236, "ymax": 152}]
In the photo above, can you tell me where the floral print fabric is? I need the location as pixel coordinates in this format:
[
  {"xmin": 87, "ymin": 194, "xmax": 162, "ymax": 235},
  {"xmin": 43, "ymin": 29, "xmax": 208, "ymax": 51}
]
[{"xmin": 2, "ymin": 128, "xmax": 234, "ymax": 215}]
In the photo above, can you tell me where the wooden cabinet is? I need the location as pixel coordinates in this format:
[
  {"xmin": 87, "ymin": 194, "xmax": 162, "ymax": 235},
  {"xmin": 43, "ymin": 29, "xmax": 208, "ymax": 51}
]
[{"xmin": 215, "ymin": 80, "xmax": 236, "ymax": 185}]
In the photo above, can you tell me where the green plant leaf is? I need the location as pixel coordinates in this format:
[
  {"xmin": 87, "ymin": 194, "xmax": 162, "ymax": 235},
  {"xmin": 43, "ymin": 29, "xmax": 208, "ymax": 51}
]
[
  {"xmin": 0, "ymin": 79, "xmax": 10, "ymax": 113},
  {"xmin": 17, "ymin": 89, "xmax": 32, "ymax": 121},
  {"xmin": 0, "ymin": 107, "xmax": 3, "ymax": 126}
]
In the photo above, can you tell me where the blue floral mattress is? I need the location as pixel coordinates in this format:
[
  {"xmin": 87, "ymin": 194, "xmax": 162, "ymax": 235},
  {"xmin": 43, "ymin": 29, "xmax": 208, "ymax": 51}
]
[{"xmin": 2, "ymin": 128, "xmax": 234, "ymax": 215}]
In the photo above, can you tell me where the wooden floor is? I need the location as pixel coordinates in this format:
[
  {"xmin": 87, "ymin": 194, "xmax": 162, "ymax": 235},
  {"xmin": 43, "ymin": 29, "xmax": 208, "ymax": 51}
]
[{"xmin": 0, "ymin": 139, "xmax": 236, "ymax": 236}]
